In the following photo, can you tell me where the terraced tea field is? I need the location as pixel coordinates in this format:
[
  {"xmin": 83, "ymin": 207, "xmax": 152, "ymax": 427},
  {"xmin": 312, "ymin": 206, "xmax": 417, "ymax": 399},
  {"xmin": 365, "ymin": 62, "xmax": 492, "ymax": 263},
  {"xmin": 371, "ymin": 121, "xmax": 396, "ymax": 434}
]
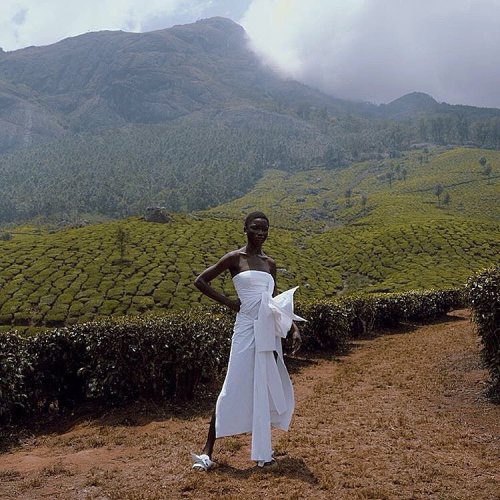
[
  {"xmin": 0, "ymin": 217, "xmax": 338, "ymax": 331},
  {"xmin": 308, "ymin": 219, "xmax": 499, "ymax": 292},
  {"xmin": 0, "ymin": 147, "xmax": 498, "ymax": 331},
  {"xmin": 206, "ymin": 147, "xmax": 500, "ymax": 229}
]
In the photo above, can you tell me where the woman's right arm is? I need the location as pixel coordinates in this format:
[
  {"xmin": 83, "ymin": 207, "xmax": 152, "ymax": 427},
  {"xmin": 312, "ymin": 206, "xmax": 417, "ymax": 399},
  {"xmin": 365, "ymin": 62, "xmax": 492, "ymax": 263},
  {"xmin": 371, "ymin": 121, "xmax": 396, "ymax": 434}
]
[{"xmin": 194, "ymin": 252, "xmax": 241, "ymax": 312}]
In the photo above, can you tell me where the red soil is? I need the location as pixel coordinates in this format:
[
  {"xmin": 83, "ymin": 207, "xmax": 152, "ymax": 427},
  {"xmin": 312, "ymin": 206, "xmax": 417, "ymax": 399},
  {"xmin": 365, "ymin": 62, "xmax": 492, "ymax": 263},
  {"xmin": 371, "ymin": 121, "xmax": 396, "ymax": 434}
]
[{"xmin": 1, "ymin": 310, "xmax": 499, "ymax": 499}]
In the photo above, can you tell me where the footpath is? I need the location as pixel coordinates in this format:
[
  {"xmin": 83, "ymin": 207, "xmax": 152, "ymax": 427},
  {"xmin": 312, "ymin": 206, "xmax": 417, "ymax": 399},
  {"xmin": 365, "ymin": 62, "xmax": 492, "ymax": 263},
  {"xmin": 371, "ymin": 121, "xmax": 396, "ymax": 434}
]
[{"xmin": 1, "ymin": 310, "xmax": 499, "ymax": 499}]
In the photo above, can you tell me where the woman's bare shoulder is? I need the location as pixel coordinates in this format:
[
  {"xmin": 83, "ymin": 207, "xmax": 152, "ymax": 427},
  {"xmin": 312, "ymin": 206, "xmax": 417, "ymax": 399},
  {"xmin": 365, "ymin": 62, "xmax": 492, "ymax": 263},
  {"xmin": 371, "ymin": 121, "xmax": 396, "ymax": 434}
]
[
  {"xmin": 264, "ymin": 255, "xmax": 277, "ymax": 272},
  {"xmin": 217, "ymin": 249, "xmax": 244, "ymax": 267},
  {"xmin": 264, "ymin": 254, "xmax": 276, "ymax": 265},
  {"xmin": 224, "ymin": 248, "xmax": 245, "ymax": 259}
]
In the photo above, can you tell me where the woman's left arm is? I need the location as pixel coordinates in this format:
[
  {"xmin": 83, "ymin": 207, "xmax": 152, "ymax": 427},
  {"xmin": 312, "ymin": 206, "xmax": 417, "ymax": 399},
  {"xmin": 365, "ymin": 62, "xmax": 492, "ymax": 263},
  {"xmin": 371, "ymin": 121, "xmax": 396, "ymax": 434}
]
[
  {"xmin": 269, "ymin": 258, "xmax": 278, "ymax": 297},
  {"xmin": 290, "ymin": 322, "xmax": 302, "ymax": 355}
]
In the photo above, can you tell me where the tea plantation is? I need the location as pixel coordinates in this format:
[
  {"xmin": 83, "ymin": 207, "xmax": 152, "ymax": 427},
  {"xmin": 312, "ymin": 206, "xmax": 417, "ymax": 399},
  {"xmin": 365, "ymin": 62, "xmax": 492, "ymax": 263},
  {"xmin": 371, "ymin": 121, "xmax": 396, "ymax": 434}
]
[{"xmin": 0, "ymin": 147, "xmax": 498, "ymax": 332}]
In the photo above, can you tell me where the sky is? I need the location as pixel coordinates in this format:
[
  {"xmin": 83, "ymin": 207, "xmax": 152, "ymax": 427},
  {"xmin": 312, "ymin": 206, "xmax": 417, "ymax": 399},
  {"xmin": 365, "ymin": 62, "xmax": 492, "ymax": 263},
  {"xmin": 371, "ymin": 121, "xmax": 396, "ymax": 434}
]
[{"xmin": 1, "ymin": 0, "xmax": 499, "ymax": 109}]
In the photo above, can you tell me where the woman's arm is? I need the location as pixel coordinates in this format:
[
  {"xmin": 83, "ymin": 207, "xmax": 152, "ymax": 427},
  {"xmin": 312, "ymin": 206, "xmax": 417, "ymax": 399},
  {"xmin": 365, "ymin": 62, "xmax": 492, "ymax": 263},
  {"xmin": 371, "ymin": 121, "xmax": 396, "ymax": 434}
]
[
  {"xmin": 269, "ymin": 258, "xmax": 278, "ymax": 297},
  {"xmin": 194, "ymin": 252, "xmax": 241, "ymax": 312},
  {"xmin": 290, "ymin": 322, "xmax": 302, "ymax": 355}
]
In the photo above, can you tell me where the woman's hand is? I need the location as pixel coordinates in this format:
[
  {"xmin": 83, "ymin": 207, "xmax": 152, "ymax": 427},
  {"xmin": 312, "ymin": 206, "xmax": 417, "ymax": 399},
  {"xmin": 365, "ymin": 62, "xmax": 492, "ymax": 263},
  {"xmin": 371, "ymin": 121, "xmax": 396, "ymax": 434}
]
[
  {"xmin": 290, "ymin": 322, "xmax": 302, "ymax": 355},
  {"xmin": 227, "ymin": 298, "xmax": 241, "ymax": 313}
]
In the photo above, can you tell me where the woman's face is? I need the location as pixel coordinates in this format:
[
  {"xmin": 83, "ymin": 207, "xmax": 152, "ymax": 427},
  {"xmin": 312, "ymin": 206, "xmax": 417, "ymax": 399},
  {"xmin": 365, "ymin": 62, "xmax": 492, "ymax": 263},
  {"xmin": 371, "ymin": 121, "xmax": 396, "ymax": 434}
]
[{"xmin": 245, "ymin": 217, "xmax": 269, "ymax": 246}]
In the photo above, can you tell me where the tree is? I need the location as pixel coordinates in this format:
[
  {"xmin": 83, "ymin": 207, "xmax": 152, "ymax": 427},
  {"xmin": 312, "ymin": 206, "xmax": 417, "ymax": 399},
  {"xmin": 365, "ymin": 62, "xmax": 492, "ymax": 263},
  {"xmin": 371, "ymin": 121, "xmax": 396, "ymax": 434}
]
[
  {"xmin": 419, "ymin": 118, "xmax": 428, "ymax": 141},
  {"xmin": 361, "ymin": 194, "xmax": 368, "ymax": 213},
  {"xmin": 456, "ymin": 113, "xmax": 469, "ymax": 142},
  {"xmin": 433, "ymin": 184, "xmax": 444, "ymax": 206},
  {"xmin": 297, "ymin": 102, "xmax": 311, "ymax": 120},
  {"xmin": 167, "ymin": 190, "xmax": 181, "ymax": 211},
  {"xmin": 443, "ymin": 192, "xmax": 451, "ymax": 207},
  {"xmin": 386, "ymin": 171, "xmax": 395, "ymax": 188},
  {"xmin": 430, "ymin": 117, "xmax": 445, "ymax": 144},
  {"xmin": 482, "ymin": 164, "xmax": 492, "ymax": 184},
  {"xmin": 323, "ymin": 145, "xmax": 345, "ymax": 169},
  {"xmin": 345, "ymin": 188, "xmax": 352, "ymax": 207},
  {"xmin": 115, "ymin": 226, "xmax": 129, "ymax": 264}
]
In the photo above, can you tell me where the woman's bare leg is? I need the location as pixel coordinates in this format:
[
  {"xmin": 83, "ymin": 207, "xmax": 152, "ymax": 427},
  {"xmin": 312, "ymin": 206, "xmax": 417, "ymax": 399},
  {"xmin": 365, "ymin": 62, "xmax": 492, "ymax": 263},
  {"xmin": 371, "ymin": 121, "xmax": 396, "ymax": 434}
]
[{"xmin": 201, "ymin": 412, "xmax": 216, "ymax": 458}]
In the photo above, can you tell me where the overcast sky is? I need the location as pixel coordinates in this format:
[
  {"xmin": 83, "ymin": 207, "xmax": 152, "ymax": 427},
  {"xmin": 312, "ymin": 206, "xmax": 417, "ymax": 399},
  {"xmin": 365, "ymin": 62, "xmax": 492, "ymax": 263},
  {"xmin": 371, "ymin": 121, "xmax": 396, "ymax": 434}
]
[{"xmin": 1, "ymin": 0, "xmax": 499, "ymax": 108}]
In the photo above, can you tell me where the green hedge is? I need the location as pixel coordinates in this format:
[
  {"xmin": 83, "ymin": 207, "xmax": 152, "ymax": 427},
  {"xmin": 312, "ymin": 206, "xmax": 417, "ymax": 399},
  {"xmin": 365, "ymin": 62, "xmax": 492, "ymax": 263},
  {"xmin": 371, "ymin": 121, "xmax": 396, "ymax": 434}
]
[
  {"xmin": 296, "ymin": 299, "xmax": 351, "ymax": 352},
  {"xmin": 467, "ymin": 267, "xmax": 500, "ymax": 400},
  {"xmin": 0, "ymin": 334, "xmax": 32, "ymax": 422},
  {"xmin": 297, "ymin": 288, "xmax": 465, "ymax": 343},
  {"xmin": 0, "ymin": 309, "xmax": 233, "ymax": 424},
  {"xmin": 0, "ymin": 288, "xmax": 463, "ymax": 424}
]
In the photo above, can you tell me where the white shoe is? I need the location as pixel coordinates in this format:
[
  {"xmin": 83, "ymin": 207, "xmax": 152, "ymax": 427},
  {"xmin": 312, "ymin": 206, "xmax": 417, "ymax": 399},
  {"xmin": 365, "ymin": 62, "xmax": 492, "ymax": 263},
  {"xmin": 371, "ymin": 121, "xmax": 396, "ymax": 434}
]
[
  {"xmin": 191, "ymin": 453, "xmax": 215, "ymax": 471},
  {"xmin": 256, "ymin": 459, "xmax": 277, "ymax": 469}
]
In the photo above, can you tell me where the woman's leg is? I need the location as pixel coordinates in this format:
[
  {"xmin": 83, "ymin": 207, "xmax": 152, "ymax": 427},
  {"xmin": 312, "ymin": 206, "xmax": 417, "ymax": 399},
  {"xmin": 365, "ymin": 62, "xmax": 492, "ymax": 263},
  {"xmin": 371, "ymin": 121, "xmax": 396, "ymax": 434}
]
[{"xmin": 201, "ymin": 411, "xmax": 216, "ymax": 458}]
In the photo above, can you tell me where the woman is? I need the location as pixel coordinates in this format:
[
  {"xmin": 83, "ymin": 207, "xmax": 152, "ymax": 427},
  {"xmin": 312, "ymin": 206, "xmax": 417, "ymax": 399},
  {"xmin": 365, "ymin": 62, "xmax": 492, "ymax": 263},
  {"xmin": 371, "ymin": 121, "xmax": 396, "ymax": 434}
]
[{"xmin": 191, "ymin": 211, "xmax": 304, "ymax": 471}]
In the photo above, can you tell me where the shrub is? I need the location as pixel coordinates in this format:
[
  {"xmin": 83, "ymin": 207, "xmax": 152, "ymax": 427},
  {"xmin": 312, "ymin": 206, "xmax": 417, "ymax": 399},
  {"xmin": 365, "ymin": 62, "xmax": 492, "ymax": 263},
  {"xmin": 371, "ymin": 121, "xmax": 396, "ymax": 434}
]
[
  {"xmin": 0, "ymin": 333, "xmax": 32, "ymax": 423},
  {"xmin": 296, "ymin": 299, "xmax": 351, "ymax": 353},
  {"xmin": 371, "ymin": 288, "xmax": 465, "ymax": 329},
  {"xmin": 77, "ymin": 311, "xmax": 232, "ymax": 402},
  {"xmin": 338, "ymin": 294, "xmax": 377, "ymax": 338},
  {"xmin": 0, "ymin": 308, "xmax": 233, "ymax": 424},
  {"xmin": 0, "ymin": 287, "xmax": 463, "ymax": 424},
  {"xmin": 467, "ymin": 267, "xmax": 500, "ymax": 400}
]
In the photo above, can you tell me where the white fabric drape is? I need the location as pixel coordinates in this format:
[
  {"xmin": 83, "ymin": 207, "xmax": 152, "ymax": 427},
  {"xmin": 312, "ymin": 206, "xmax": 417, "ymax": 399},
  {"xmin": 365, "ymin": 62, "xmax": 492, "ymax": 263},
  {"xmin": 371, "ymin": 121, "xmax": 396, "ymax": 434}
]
[{"xmin": 215, "ymin": 270, "xmax": 305, "ymax": 462}]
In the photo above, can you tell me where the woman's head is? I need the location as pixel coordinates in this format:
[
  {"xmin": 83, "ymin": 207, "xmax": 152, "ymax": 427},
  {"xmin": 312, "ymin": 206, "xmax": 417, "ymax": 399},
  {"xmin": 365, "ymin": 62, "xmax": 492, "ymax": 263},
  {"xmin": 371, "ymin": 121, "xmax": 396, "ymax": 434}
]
[
  {"xmin": 244, "ymin": 211, "xmax": 269, "ymax": 246},
  {"xmin": 244, "ymin": 211, "xmax": 269, "ymax": 229}
]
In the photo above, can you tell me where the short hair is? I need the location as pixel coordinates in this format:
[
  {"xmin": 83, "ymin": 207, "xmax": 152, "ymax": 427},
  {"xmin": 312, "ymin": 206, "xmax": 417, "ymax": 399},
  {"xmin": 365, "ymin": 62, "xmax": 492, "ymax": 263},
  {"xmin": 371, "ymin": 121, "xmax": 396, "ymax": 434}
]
[{"xmin": 244, "ymin": 211, "xmax": 269, "ymax": 228}]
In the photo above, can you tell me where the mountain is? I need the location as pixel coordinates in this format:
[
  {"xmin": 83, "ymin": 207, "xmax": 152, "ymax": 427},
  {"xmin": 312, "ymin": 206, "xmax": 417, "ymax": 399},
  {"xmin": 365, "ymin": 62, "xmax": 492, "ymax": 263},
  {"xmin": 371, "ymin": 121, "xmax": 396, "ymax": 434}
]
[
  {"xmin": 0, "ymin": 17, "xmax": 374, "ymax": 154},
  {"xmin": 379, "ymin": 92, "xmax": 440, "ymax": 119},
  {"xmin": 380, "ymin": 91, "xmax": 500, "ymax": 121},
  {"xmin": 0, "ymin": 17, "xmax": 499, "ymax": 224}
]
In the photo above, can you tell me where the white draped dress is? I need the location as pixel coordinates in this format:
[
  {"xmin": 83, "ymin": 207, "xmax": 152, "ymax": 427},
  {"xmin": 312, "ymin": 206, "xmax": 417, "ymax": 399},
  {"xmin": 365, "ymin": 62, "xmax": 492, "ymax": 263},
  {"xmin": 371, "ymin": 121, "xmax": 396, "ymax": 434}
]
[{"xmin": 214, "ymin": 270, "xmax": 305, "ymax": 462}]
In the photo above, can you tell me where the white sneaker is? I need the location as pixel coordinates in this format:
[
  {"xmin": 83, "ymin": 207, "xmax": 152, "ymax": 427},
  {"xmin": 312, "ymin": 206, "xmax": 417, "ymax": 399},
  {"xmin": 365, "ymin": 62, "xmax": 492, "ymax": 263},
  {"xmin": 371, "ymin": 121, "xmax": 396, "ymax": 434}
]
[
  {"xmin": 191, "ymin": 453, "xmax": 215, "ymax": 471},
  {"xmin": 256, "ymin": 459, "xmax": 277, "ymax": 469}
]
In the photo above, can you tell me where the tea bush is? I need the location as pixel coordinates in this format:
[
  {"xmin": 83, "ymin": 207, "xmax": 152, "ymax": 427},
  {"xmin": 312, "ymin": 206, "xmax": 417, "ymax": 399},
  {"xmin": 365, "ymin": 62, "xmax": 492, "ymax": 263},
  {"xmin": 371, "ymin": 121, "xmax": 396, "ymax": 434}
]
[
  {"xmin": 296, "ymin": 299, "xmax": 351, "ymax": 352},
  {"xmin": 1, "ymin": 148, "xmax": 499, "ymax": 330},
  {"xmin": 0, "ymin": 287, "xmax": 464, "ymax": 424},
  {"xmin": 468, "ymin": 267, "xmax": 500, "ymax": 400},
  {"xmin": 0, "ymin": 308, "xmax": 233, "ymax": 424},
  {"xmin": 0, "ymin": 334, "xmax": 31, "ymax": 422}
]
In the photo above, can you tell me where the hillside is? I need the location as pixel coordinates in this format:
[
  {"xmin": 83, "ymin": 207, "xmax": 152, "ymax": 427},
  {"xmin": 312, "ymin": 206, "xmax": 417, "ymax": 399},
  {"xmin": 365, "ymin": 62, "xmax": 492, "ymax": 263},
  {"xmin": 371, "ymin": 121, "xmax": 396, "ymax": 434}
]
[
  {"xmin": 207, "ymin": 147, "xmax": 500, "ymax": 292},
  {"xmin": 0, "ymin": 147, "xmax": 498, "ymax": 332},
  {"xmin": 1, "ymin": 18, "xmax": 500, "ymax": 223},
  {"xmin": 206, "ymin": 147, "xmax": 500, "ymax": 228},
  {"xmin": 0, "ymin": 16, "xmax": 373, "ymax": 155}
]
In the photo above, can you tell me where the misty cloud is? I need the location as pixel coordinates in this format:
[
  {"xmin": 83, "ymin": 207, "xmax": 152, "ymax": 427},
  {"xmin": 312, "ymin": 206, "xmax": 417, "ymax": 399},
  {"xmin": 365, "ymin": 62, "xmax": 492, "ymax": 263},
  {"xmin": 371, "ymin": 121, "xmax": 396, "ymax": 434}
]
[
  {"xmin": 12, "ymin": 8, "xmax": 27, "ymax": 25},
  {"xmin": 1, "ymin": 0, "xmax": 499, "ymax": 108},
  {"xmin": 240, "ymin": 0, "xmax": 500, "ymax": 108},
  {"xmin": 0, "ymin": 0, "xmax": 204, "ymax": 50},
  {"xmin": 0, "ymin": 0, "xmax": 252, "ymax": 51}
]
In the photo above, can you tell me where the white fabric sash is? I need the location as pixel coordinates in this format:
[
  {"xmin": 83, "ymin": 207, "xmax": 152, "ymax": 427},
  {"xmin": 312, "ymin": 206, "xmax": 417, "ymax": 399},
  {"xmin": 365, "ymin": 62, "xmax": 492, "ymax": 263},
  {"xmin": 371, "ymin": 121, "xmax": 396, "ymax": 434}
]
[{"xmin": 251, "ymin": 287, "xmax": 306, "ymax": 461}]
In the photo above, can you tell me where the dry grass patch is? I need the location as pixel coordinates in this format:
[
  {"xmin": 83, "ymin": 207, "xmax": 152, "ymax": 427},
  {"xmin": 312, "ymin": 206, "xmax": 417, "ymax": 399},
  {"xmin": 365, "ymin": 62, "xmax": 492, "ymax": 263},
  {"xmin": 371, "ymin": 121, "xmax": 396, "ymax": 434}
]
[{"xmin": 1, "ymin": 311, "xmax": 499, "ymax": 499}]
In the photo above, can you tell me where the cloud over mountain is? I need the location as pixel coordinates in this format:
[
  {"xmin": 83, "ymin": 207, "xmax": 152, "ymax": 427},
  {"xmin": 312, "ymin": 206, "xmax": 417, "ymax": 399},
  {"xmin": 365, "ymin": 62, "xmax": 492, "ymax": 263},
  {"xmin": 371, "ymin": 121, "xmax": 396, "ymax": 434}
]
[{"xmin": 241, "ymin": 0, "xmax": 500, "ymax": 108}]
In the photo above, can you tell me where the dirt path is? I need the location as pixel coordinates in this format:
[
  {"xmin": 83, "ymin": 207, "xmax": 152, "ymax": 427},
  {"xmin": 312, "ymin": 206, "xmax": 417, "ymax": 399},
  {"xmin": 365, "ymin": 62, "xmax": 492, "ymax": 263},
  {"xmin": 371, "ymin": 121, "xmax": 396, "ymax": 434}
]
[{"xmin": 1, "ymin": 310, "xmax": 499, "ymax": 499}]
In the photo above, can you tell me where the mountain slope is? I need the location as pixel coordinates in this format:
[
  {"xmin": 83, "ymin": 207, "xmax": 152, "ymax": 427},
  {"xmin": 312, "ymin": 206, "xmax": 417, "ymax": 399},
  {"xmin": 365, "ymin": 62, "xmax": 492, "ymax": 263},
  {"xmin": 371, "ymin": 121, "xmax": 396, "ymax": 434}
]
[
  {"xmin": 1, "ymin": 17, "xmax": 500, "ymax": 224},
  {"xmin": 1, "ymin": 147, "xmax": 498, "ymax": 330},
  {"xmin": 0, "ymin": 17, "xmax": 375, "ymax": 154}
]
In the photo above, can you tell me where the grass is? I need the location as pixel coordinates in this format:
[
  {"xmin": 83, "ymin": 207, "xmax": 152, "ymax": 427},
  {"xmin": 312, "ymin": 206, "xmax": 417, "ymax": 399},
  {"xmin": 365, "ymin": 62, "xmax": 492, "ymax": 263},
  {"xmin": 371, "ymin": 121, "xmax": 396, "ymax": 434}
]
[{"xmin": 0, "ymin": 147, "xmax": 498, "ymax": 329}]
